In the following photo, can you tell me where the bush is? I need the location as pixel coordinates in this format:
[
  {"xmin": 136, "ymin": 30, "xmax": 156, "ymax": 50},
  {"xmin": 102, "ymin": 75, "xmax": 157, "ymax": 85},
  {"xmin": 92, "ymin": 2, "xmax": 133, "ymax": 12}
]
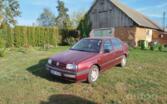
[
  {"xmin": 139, "ymin": 40, "xmax": 148, "ymax": 50},
  {"xmin": 0, "ymin": 32, "xmax": 7, "ymax": 57},
  {"xmin": 150, "ymin": 43, "xmax": 157, "ymax": 51},
  {"xmin": 0, "ymin": 37, "xmax": 5, "ymax": 48},
  {"xmin": 3, "ymin": 26, "xmax": 61, "ymax": 48},
  {"xmin": 0, "ymin": 49, "xmax": 6, "ymax": 57},
  {"xmin": 65, "ymin": 37, "xmax": 77, "ymax": 46},
  {"xmin": 158, "ymin": 44, "xmax": 164, "ymax": 52},
  {"xmin": 149, "ymin": 42, "xmax": 164, "ymax": 51}
]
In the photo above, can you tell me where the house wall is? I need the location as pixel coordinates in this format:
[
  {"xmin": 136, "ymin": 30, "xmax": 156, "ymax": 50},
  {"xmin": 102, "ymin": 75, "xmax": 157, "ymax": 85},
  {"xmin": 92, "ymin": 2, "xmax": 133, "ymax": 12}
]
[
  {"xmin": 152, "ymin": 30, "xmax": 167, "ymax": 45},
  {"xmin": 115, "ymin": 27, "xmax": 136, "ymax": 46},
  {"xmin": 135, "ymin": 27, "xmax": 154, "ymax": 46},
  {"xmin": 115, "ymin": 27, "xmax": 164, "ymax": 47}
]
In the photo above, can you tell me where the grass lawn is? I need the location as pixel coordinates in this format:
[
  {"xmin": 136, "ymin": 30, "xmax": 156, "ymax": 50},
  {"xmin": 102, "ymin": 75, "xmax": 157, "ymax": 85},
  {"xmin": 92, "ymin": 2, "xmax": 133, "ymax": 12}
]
[{"xmin": 0, "ymin": 47, "xmax": 167, "ymax": 104}]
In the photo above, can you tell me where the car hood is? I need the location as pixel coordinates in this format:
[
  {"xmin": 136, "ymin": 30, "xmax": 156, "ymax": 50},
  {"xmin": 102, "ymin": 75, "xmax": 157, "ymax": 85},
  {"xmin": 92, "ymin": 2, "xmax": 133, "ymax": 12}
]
[{"xmin": 51, "ymin": 50, "xmax": 98, "ymax": 64}]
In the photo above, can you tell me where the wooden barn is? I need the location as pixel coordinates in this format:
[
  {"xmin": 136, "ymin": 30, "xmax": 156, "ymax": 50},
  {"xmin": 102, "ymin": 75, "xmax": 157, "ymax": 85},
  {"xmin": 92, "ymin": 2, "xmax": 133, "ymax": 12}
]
[{"xmin": 86, "ymin": 0, "xmax": 167, "ymax": 46}]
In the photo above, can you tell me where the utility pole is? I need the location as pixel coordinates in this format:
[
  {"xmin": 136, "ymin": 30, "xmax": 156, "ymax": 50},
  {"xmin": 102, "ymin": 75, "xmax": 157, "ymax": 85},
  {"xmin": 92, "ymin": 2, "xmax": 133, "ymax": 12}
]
[{"xmin": 163, "ymin": 11, "xmax": 166, "ymax": 31}]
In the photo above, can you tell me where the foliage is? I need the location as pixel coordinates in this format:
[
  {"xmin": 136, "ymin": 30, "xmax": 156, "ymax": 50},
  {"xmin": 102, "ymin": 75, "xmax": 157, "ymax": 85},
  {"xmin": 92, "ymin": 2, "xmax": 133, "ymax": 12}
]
[
  {"xmin": 0, "ymin": 0, "xmax": 4, "ymax": 24},
  {"xmin": 78, "ymin": 15, "xmax": 92, "ymax": 38},
  {"xmin": 0, "ymin": 49, "xmax": 6, "ymax": 57},
  {"xmin": 37, "ymin": 8, "xmax": 55, "ymax": 27},
  {"xmin": 138, "ymin": 40, "xmax": 148, "ymax": 50},
  {"xmin": 0, "ymin": 0, "xmax": 21, "ymax": 26},
  {"xmin": 65, "ymin": 37, "xmax": 77, "ymax": 46},
  {"xmin": 150, "ymin": 45, "xmax": 157, "ymax": 51},
  {"xmin": 71, "ymin": 11, "xmax": 85, "ymax": 28},
  {"xmin": 158, "ymin": 44, "xmax": 164, "ymax": 52},
  {"xmin": 55, "ymin": 0, "xmax": 72, "ymax": 29},
  {"xmin": 0, "ymin": 36, "xmax": 5, "ymax": 48},
  {"xmin": 0, "ymin": 35, "xmax": 6, "ymax": 57},
  {"xmin": 60, "ymin": 29, "xmax": 80, "ymax": 45},
  {"xmin": 149, "ymin": 42, "xmax": 165, "ymax": 52},
  {"xmin": 2, "ymin": 26, "xmax": 61, "ymax": 48}
]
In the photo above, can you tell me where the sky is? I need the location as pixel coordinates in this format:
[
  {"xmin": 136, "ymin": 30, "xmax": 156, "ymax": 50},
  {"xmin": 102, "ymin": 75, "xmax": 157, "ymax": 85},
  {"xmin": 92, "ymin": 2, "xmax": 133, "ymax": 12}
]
[{"xmin": 17, "ymin": 0, "xmax": 167, "ymax": 27}]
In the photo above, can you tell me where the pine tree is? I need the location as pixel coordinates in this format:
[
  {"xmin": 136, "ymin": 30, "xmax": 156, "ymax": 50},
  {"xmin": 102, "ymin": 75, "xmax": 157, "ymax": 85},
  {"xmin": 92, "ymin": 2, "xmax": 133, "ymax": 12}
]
[{"xmin": 55, "ymin": 0, "xmax": 72, "ymax": 29}]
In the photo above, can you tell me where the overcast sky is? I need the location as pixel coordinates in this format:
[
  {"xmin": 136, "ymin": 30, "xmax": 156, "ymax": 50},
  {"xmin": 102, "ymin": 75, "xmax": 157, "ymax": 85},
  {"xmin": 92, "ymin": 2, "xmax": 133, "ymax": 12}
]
[{"xmin": 17, "ymin": 0, "xmax": 167, "ymax": 27}]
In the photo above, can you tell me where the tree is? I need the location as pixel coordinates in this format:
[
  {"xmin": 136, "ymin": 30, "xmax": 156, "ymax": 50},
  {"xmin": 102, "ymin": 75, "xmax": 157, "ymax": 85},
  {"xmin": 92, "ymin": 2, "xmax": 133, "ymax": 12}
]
[
  {"xmin": 71, "ymin": 11, "xmax": 86, "ymax": 28},
  {"xmin": 0, "ymin": 0, "xmax": 4, "ymax": 26},
  {"xmin": 0, "ymin": 0, "xmax": 21, "ymax": 26},
  {"xmin": 37, "ymin": 8, "xmax": 55, "ymax": 27},
  {"xmin": 55, "ymin": 0, "xmax": 72, "ymax": 29},
  {"xmin": 77, "ymin": 15, "xmax": 92, "ymax": 38}
]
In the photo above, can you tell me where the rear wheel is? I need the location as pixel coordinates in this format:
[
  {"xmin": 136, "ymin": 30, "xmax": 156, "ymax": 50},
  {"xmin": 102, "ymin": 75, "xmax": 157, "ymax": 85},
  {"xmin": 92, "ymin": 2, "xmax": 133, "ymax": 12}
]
[
  {"xmin": 88, "ymin": 65, "xmax": 99, "ymax": 84},
  {"xmin": 120, "ymin": 55, "xmax": 127, "ymax": 67}
]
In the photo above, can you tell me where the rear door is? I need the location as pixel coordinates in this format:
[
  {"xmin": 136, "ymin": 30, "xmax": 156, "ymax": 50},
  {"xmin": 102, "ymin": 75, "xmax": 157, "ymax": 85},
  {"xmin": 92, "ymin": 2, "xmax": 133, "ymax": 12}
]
[
  {"xmin": 100, "ymin": 39, "xmax": 116, "ymax": 70},
  {"xmin": 111, "ymin": 38, "xmax": 124, "ymax": 65}
]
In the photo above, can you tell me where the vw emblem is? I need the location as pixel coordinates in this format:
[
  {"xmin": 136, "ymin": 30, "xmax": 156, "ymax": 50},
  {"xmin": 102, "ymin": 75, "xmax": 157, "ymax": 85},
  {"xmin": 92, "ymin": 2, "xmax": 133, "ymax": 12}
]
[{"xmin": 56, "ymin": 62, "xmax": 60, "ymax": 66}]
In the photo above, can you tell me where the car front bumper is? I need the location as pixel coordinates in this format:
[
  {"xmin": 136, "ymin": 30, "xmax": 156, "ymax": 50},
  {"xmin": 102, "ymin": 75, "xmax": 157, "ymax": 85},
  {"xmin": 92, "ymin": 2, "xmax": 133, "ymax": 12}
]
[
  {"xmin": 46, "ymin": 64, "xmax": 89, "ymax": 81},
  {"xmin": 46, "ymin": 64, "xmax": 76, "ymax": 79}
]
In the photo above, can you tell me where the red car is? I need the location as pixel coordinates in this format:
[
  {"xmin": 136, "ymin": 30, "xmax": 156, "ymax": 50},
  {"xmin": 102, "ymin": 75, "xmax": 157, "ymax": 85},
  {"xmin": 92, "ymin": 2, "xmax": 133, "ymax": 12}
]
[{"xmin": 46, "ymin": 37, "xmax": 128, "ymax": 83}]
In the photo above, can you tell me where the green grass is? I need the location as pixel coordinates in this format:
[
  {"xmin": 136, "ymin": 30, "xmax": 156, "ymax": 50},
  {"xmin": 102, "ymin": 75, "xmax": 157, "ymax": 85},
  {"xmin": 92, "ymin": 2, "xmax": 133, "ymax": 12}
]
[{"xmin": 0, "ymin": 47, "xmax": 167, "ymax": 104}]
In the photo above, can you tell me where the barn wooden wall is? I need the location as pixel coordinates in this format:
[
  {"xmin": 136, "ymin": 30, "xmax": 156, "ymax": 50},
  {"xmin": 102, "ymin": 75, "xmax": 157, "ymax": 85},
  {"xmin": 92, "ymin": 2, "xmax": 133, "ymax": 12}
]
[{"xmin": 88, "ymin": 0, "xmax": 135, "ymax": 29}]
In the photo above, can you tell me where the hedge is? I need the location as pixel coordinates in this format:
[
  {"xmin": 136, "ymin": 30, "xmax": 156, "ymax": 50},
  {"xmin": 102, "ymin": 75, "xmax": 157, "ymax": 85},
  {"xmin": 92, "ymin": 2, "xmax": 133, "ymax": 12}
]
[{"xmin": 0, "ymin": 26, "xmax": 61, "ymax": 47}]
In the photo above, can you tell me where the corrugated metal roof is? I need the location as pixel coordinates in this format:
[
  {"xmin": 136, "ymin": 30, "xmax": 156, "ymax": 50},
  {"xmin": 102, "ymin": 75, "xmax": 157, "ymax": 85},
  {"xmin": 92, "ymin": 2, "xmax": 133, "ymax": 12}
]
[
  {"xmin": 110, "ymin": 0, "xmax": 162, "ymax": 30},
  {"xmin": 88, "ymin": 0, "xmax": 162, "ymax": 30}
]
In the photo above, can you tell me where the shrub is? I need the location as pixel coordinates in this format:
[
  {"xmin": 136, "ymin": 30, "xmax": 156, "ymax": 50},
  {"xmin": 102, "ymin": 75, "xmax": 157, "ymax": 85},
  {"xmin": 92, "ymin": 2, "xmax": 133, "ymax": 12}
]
[
  {"xmin": 0, "ymin": 49, "xmax": 6, "ymax": 57},
  {"xmin": 139, "ymin": 40, "xmax": 148, "ymax": 50},
  {"xmin": 0, "ymin": 37, "xmax": 5, "ymax": 48},
  {"xmin": 158, "ymin": 44, "xmax": 164, "ymax": 52},
  {"xmin": 4, "ymin": 26, "xmax": 62, "ymax": 48},
  {"xmin": 0, "ymin": 38, "xmax": 6, "ymax": 57},
  {"xmin": 65, "ymin": 37, "xmax": 77, "ymax": 46},
  {"xmin": 149, "ymin": 42, "xmax": 159, "ymax": 51}
]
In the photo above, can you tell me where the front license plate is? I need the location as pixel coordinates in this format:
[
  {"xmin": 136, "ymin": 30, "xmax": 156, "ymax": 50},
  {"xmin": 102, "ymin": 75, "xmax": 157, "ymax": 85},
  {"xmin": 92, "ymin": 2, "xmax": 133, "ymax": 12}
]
[{"xmin": 50, "ymin": 70, "xmax": 61, "ymax": 76}]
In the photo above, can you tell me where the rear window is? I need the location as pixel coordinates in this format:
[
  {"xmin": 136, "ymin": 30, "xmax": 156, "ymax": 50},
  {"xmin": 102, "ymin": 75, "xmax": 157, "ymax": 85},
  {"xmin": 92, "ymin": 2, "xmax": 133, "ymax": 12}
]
[
  {"xmin": 103, "ymin": 40, "xmax": 113, "ymax": 51},
  {"xmin": 112, "ymin": 38, "xmax": 122, "ymax": 50}
]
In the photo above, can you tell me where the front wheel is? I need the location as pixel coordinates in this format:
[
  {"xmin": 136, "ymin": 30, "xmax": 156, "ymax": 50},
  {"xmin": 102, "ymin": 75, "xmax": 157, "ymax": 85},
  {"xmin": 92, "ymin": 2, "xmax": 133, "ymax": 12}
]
[
  {"xmin": 88, "ymin": 65, "xmax": 99, "ymax": 84},
  {"xmin": 120, "ymin": 55, "xmax": 127, "ymax": 67}
]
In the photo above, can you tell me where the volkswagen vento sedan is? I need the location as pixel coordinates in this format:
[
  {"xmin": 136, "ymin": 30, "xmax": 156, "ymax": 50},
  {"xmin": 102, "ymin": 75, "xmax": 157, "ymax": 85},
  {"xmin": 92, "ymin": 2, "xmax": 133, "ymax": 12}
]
[{"xmin": 46, "ymin": 37, "xmax": 128, "ymax": 83}]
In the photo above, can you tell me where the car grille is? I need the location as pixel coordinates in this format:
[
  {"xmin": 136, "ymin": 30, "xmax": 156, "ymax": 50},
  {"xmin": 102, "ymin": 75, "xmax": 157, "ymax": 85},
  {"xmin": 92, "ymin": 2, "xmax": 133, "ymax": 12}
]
[{"xmin": 51, "ymin": 61, "xmax": 66, "ymax": 69}]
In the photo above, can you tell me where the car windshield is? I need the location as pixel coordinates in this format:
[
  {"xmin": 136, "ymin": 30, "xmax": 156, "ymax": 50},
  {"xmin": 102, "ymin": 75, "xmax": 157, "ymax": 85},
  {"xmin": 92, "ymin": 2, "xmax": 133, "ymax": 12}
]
[{"xmin": 71, "ymin": 39, "xmax": 102, "ymax": 53}]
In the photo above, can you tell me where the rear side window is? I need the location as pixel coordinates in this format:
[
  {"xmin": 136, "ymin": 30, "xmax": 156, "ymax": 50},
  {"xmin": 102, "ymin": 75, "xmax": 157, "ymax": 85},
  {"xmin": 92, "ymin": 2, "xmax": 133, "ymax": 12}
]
[
  {"xmin": 112, "ymin": 38, "xmax": 122, "ymax": 50},
  {"xmin": 103, "ymin": 40, "xmax": 113, "ymax": 51}
]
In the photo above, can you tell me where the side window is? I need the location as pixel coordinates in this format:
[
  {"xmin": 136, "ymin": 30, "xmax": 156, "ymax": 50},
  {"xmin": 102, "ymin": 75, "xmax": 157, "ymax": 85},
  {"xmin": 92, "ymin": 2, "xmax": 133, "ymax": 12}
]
[
  {"xmin": 103, "ymin": 40, "xmax": 112, "ymax": 51},
  {"xmin": 112, "ymin": 39, "xmax": 122, "ymax": 50}
]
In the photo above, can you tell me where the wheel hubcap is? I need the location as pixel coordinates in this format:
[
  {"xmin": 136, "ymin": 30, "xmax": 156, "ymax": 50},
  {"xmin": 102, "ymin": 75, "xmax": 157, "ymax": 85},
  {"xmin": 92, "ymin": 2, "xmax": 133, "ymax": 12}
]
[
  {"xmin": 91, "ymin": 68, "xmax": 99, "ymax": 82},
  {"xmin": 122, "ymin": 57, "xmax": 126, "ymax": 66}
]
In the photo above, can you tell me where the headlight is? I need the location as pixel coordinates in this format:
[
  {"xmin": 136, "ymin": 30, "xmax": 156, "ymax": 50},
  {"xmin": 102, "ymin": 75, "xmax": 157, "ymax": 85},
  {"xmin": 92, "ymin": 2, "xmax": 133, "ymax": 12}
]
[
  {"xmin": 48, "ymin": 59, "xmax": 52, "ymax": 65},
  {"xmin": 66, "ymin": 64, "xmax": 78, "ymax": 70}
]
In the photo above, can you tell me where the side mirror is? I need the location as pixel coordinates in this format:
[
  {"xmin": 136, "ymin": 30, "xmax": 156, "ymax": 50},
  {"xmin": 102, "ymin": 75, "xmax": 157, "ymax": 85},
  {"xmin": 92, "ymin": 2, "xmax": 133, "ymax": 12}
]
[{"xmin": 104, "ymin": 49, "xmax": 110, "ymax": 53}]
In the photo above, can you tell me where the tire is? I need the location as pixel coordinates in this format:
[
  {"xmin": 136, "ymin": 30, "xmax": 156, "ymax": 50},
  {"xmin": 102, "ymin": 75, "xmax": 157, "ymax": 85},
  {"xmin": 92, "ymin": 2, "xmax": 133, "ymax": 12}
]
[
  {"xmin": 88, "ymin": 65, "xmax": 99, "ymax": 84},
  {"xmin": 120, "ymin": 55, "xmax": 127, "ymax": 67}
]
